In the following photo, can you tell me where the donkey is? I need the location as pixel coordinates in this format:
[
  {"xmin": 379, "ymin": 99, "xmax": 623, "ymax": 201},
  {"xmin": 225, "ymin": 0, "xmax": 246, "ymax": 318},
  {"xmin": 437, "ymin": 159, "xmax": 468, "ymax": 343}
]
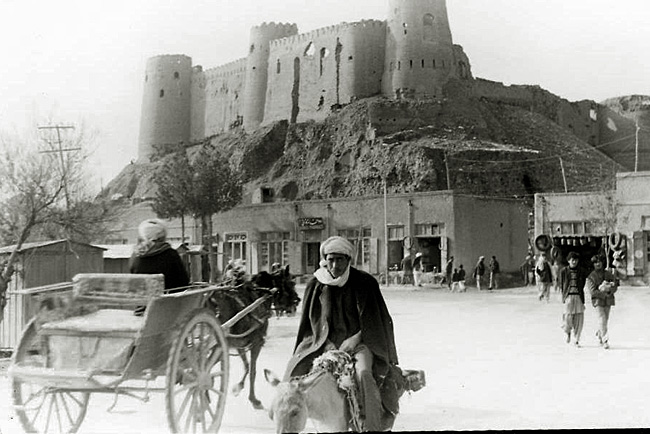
[
  {"xmin": 264, "ymin": 350, "xmax": 426, "ymax": 433},
  {"xmin": 207, "ymin": 265, "xmax": 297, "ymax": 409}
]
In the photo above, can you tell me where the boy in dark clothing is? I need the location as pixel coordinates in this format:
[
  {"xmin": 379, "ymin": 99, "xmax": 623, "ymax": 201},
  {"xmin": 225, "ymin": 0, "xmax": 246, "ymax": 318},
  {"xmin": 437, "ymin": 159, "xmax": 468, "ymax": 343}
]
[{"xmin": 558, "ymin": 251, "xmax": 587, "ymax": 346}]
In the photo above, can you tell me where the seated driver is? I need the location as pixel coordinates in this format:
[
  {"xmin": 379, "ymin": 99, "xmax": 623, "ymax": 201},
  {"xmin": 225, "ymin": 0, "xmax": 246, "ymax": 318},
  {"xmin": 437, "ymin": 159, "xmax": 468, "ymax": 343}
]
[{"xmin": 284, "ymin": 236, "xmax": 400, "ymax": 431}]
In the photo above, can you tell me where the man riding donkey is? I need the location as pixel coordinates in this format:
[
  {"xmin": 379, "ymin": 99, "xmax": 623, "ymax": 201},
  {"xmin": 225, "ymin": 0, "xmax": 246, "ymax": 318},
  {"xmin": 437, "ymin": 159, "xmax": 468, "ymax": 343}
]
[{"xmin": 283, "ymin": 236, "xmax": 405, "ymax": 431}]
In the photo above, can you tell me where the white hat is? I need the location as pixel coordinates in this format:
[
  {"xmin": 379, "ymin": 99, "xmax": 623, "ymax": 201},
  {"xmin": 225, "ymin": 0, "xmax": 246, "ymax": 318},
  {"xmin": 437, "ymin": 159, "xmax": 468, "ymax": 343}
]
[
  {"xmin": 320, "ymin": 236, "xmax": 355, "ymax": 259},
  {"xmin": 138, "ymin": 219, "xmax": 167, "ymax": 242}
]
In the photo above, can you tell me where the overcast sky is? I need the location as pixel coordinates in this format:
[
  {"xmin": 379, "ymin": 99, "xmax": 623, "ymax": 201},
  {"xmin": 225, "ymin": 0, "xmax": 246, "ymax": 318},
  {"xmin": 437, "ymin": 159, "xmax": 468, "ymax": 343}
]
[{"xmin": 1, "ymin": 0, "xmax": 648, "ymax": 193}]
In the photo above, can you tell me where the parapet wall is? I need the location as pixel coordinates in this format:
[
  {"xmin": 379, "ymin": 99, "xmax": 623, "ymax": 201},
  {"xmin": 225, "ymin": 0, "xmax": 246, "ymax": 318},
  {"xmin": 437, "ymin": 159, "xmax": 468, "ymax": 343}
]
[
  {"xmin": 473, "ymin": 78, "xmax": 599, "ymax": 146},
  {"xmin": 191, "ymin": 58, "xmax": 247, "ymax": 140},
  {"xmin": 263, "ymin": 20, "xmax": 387, "ymax": 125}
]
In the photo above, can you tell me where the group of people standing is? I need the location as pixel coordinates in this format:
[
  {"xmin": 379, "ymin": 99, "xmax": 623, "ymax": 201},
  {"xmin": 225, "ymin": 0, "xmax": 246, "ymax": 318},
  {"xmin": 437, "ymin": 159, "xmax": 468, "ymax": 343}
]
[
  {"xmin": 471, "ymin": 255, "xmax": 500, "ymax": 291},
  {"xmin": 558, "ymin": 252, "xmax": 618, "ymax": 348}
]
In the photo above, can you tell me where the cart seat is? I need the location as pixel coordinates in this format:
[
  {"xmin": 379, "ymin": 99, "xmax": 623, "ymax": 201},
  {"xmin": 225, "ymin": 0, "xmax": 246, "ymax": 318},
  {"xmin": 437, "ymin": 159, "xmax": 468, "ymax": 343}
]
[
  {"xmin": 40, "ymin": 309, "xmax": 144, "ymax": 335},
  {"xmin": 39, "ymin": 309, "xmax": 145, "ymax": 372}
]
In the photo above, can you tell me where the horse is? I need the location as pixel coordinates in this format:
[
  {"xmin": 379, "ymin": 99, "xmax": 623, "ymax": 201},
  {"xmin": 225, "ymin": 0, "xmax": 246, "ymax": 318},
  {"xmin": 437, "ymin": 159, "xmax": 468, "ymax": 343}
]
[
  {"xmin": 264, "ymin": 350, "xmax": 426, "ymax": 433},
  {"xmin": 207, "ymin": 265, "xmax": 298, "ymax": 409}
]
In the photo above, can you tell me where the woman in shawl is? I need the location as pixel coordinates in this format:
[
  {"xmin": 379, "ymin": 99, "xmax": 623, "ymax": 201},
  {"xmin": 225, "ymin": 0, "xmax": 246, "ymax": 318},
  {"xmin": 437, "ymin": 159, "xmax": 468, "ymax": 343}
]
[
  {"xmin": 284, "ymin": 236, "xmax": 399, "ymax": 432},
  {"xmin": 129, "ymin": 219, "xmax": 189, "ymax": 291}
]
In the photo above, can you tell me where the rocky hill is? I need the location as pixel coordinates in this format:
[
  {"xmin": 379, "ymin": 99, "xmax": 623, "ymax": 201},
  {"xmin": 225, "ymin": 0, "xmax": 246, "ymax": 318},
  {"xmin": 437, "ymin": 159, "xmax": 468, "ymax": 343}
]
[{"xmin": 100, "ymin": 86, "xmax": 631, "ymax": 207}]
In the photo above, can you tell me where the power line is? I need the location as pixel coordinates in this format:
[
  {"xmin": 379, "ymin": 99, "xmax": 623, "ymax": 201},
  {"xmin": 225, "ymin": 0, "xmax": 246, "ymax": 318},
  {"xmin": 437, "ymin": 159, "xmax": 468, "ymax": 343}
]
[
  {"xmin": 37, "ymin": 125, "xmax": 79, "ymax": 211},
  {"xmin": 447, "ymin": 134, "xmax": 637, "ymax": 165}
]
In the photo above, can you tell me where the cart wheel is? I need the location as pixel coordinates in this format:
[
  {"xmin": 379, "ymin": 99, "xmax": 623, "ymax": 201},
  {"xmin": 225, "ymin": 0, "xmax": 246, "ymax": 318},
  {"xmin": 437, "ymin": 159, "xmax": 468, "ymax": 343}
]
[
  {"xmin": 166, "ymin": 308, "xmax": 229, "ymax": 433},
  {"xmin": 11, "ymin": 319, "xmax": 90, "ymax": 433}
]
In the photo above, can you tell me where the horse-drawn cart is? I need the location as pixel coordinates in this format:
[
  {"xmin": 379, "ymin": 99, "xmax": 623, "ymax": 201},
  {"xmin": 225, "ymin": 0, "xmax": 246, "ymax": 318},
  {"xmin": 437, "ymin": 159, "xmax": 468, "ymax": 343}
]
[{"xmin": 8, "ymin": 273, "xmax": 275, "ymax": 433}]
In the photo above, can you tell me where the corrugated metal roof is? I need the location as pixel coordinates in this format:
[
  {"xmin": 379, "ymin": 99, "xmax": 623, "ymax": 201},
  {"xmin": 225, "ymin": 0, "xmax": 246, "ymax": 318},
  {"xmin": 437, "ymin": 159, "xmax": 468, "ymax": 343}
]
[
  {"xmin": 94, "ymin": 244, "xmax": 135, "ymax": 259},
  {"xmin": 0, "ymin": 239, "xmax": 107, "ymax": 255}
]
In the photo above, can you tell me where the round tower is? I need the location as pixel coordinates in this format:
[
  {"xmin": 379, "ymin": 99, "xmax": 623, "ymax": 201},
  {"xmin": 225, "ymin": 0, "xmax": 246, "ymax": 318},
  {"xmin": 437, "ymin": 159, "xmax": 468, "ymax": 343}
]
[
  {"xmin": 138, "ymin": 54, "xmax": 192, "ymax": 161},
  {"xmin": 382, "ymin": 0, "xmax": 455, "ymax": 99},
  {"xmin": 242, "ymin": 22, "xmax": 298, "ymax": 131}
]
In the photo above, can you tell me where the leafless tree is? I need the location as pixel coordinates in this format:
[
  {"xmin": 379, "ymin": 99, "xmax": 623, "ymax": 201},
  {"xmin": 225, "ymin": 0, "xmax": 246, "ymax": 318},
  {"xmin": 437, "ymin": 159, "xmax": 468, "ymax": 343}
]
[{"xmin": 0, "ymin": 126, "xmax": 110, "ymax": 323}]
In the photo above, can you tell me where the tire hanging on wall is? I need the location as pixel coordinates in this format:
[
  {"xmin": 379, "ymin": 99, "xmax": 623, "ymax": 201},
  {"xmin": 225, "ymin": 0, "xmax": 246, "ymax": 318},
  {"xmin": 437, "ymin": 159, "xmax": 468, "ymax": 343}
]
[
  {"xmin": 550, "ymin": 246, "xmax": 560, "ymax": 261},
  {"xmin": 535, "ymin": 234, "xmax": 552, "ymax": 252},
  {"xmin": 609, "ymin": 232, "xmax": 624, "ymax": 250}
]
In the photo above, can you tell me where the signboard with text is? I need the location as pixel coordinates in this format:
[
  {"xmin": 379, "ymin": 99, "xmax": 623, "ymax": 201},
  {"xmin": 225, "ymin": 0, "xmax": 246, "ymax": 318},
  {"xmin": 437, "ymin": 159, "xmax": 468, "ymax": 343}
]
[{"xmin": 298, "ymin": 217, "xmax": 325, "ymax": 230}]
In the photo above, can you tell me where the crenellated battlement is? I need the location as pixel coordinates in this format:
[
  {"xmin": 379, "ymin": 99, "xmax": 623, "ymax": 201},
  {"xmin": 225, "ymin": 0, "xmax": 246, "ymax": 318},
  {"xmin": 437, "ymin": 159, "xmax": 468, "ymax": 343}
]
[
  {"xmin": 253, "ymin": 21, "xmax": 298, "ymax": 33},
  {"xmin": 139, "ymin": 0, "xmax": 471, "ymax": 159},
  {"xmin": 202, "ymin": 58, "xmax": 247, "ymax": 79},
  {"xmin": 269, "ymin": 19, "xmax": 386, "ymax": 48}
]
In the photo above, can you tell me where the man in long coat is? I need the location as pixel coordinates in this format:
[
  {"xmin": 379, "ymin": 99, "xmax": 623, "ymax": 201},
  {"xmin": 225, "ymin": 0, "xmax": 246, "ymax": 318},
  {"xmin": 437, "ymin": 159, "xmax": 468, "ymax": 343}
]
[
  {"xmin": 585, "ymin": 254, "xmax": 618, "ymax": 349},
  {"xmin": 284, "ymin": 236, "xmax": 400, "ymax": 431}
]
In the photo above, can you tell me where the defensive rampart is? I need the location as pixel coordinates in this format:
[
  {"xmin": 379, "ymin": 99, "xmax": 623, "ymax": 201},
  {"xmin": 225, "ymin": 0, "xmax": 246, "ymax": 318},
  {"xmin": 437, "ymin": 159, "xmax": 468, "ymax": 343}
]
[{"xmin": 263, "ymin": 20, "xmax": 387, "ymax": 126}]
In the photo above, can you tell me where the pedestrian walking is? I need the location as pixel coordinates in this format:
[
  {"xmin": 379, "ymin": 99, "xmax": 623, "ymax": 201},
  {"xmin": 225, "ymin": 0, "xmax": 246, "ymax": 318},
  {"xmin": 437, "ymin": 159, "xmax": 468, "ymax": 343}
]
[
  {"xmin": 520, "ymin": 251, "xmax": 535, "ymax": 285},
  {"xmin": 458, "ymin": 264, "xmax": 467, "ymax": 292},
  {"xmin": 445, "ymin": 256, "xmax": 454, "ymax": 290},
  {"xmin": 488, "ymin": 255, "xmax": 500, "ymax": 290},
  {"xmin": 450, "ymin": 268, "xmax": 460, "ymax": 292},
  {"xmin": 473, "ymin": 256, "xmax": 486, "ymax": 291},
  {"xmin": 551, "ymin": 260, "xmax": 560, "ymax": 292},
  {"xmin": 413, "ymin": 252, "xmax": 423, "ymax": 287},
  {"xmin": 558, "ymin": 251, "xmax": 587, "ymax": 346},
  {"xmin": 585, "ymin": 255, "xmax": 618, "ymax": 349},
  {"xmin": 400, "ymin": 253, "xmax": 413, "ymax": 285},
  {"xmin": 535, "ymin": 253, "xmax": 553, "ymax": 302}
]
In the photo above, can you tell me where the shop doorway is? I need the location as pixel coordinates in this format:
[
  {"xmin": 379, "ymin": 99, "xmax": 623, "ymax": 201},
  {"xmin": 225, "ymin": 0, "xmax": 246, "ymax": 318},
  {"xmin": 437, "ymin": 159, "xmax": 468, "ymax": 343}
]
[
  {"xmin": 416, "ymin": 237, "xmax": 441, "ymax": 273},
  {"xmin": 303, "ymin": 242, "xmax": 321, "ymax": 273}
]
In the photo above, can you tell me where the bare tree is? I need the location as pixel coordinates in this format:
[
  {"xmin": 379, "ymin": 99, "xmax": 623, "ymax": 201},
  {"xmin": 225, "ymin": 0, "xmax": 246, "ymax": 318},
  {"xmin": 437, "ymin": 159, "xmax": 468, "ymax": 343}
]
[{"xmin": 0, "ymin": 126, "xmax": 109, "ymax": 323}]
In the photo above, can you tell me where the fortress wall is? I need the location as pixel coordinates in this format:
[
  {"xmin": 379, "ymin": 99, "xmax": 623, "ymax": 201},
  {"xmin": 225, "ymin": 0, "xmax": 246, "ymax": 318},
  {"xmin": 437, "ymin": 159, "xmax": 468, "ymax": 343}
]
[
  {"xmin": 263, "ymin": 20, "xmax": 386, "ymax": 125},
  {"xmin": 190, "ymin": 66, "xmax": 206, "ymax": 142},
  {"xmin": 452, "ymin": 44, "xmax": 473, "ymax": 80},
  {"xmin": 382, "ymin": 0, "xmax": 455, "ymax": 98},
  {"xmin": 243, "ymin": 23, "xmax": 299, "ymax": 130},
  {"xmin": 472, "ymin": 78, "xmax": 535, "ymax": 104},
  {"xmin": 200, "ymin": 59, "xmax": 247, "ymax": 137},
  {"xmin": 473, "ymin": 78, "xmax": 600, "ymax": 147},
  {"xmin": 348, "ymin": 21, "xmax": 387, "ymax": 99},
  {"xmin": 138, "ymin": 55, "xmax": 193, "ymax": 160}
]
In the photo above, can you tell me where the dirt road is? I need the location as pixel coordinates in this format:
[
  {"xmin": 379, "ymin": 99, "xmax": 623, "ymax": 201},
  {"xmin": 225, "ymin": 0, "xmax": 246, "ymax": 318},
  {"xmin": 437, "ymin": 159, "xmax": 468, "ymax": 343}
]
[{"xmin": 2, "ymin": 282, "xmax": 650, "ymax": 432}]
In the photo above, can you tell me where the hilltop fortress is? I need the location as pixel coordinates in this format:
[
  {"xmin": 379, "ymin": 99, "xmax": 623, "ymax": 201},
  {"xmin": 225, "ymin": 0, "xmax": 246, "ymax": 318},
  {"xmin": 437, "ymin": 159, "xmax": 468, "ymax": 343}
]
[
  {"xmin": 138, "ymin": 0, "xmax": 474, "ymax": 160},
  {"xmin": 137, "ymin": 0, "xmax": 639, "ymax": 172}
]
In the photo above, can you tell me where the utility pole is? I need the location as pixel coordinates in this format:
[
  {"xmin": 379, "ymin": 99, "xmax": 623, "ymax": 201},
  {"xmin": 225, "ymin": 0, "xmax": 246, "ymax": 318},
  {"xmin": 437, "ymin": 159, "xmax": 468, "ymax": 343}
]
[
  {"xmin": 559, "ymin": 157, "xmax": 568, "ymax": 193},
  {"xmin": 635, "ymin": 115, "xmax": 640, "ymax": 172},
  {"xmin": 37, "ymin": 125, "xmax": 79, "ymax": 210}
]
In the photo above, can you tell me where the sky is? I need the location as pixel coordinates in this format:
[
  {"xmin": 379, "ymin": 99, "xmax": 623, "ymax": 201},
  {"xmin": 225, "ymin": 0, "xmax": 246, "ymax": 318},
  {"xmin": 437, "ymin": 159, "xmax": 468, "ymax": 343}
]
[{"xmin": 1, "ymin": 0, "xmax": 649, "ymax": 194}]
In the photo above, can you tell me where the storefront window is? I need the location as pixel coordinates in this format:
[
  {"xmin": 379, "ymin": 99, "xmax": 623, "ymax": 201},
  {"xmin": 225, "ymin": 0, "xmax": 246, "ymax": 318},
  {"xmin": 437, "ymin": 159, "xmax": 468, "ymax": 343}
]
[
  {"xmin": 224, "ymin": 232, "xmax": 247, "ymax": 264},
  {"xmin": 414, "ymin": 223, "xmax": 442, "ymax": 236},
  {"xmin": 260, "ymin": 231, "xmax": 290, "ymax": 271},
  {"xmin": 338, "ymin": 228, "xmax": 372, "ymax": 266},
  {"xmin": 388, "ymin": 226, "xmax": 405, "ymax": 269}
]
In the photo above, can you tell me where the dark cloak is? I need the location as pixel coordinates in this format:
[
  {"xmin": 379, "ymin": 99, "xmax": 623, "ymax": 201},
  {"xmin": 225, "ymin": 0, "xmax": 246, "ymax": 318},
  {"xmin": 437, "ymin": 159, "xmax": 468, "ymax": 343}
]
[{"xmin": 283, "ymin": 267, "xmax": 401, "ymax": 414}]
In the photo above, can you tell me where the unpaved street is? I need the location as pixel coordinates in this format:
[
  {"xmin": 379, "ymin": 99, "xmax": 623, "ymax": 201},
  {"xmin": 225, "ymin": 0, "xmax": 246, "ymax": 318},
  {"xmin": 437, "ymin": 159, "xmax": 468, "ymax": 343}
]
[{"xmin": 2, "ymin": 282, "xmax": 650, "ymax": 432}]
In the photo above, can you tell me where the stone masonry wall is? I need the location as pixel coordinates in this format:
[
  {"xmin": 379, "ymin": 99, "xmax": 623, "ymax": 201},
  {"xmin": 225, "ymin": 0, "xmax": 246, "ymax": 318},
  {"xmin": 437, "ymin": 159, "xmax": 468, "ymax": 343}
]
[{"xmin": 262, "ymin": 20, "xmax": 386, "ymax": 126}]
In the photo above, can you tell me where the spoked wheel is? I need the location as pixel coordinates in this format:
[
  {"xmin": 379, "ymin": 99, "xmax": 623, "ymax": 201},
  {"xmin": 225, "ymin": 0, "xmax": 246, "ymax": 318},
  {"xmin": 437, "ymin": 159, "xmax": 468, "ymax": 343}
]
[
  {"xmin": 11, "ymin": 320, "xmax": 90, "ymax": 433},
  {"xmin": 165, "ymin": 308, "xmax": 229, "ymax": 433}
]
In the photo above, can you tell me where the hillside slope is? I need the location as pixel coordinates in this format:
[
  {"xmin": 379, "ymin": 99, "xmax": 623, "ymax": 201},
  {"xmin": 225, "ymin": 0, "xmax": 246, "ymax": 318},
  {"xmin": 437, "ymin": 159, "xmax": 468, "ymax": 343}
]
[{"xmin": 99, "ymin": 91, "xmax": 629, "ymax": 205}]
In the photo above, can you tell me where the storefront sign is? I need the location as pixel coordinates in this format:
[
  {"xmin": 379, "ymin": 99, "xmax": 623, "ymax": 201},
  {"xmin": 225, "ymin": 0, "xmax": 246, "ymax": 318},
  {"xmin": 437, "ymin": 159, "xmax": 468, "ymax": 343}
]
[
  {"xmin": 298, "ymin": 217, "xmax": 325, "ymax": 230},
  {"xmin": 225, "ymin": 232, "xmax": 247, "ymax": 242}
]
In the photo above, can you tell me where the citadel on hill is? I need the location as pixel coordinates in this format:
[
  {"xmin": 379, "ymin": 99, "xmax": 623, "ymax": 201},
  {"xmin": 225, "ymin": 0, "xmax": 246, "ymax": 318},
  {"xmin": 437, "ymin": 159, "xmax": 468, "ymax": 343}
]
[
  {"xmin": 98, "ymin": 0, "xmax": 650, "ymax": 285},
  {"xmin": 138, "ymin": 0, "xmax": 473, "ymax": 160}
]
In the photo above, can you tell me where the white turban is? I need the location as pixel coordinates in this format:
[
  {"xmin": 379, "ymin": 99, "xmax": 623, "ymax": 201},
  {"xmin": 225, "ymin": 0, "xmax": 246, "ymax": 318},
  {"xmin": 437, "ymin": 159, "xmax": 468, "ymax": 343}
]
[
  {"xmin": 320, "ymin": 236, "xmax": 355, "ymax": 259},
  {"xmin": 138, "ymin": 219, "xmax": 167, "ymax": 242}
]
